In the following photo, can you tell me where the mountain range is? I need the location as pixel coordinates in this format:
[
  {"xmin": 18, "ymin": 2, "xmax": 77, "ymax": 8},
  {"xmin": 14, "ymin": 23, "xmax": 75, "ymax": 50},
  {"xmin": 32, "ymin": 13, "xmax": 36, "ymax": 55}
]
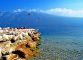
[{"xmin": 0, "ymin": 11, "xmax": 83, "ymax": 35}]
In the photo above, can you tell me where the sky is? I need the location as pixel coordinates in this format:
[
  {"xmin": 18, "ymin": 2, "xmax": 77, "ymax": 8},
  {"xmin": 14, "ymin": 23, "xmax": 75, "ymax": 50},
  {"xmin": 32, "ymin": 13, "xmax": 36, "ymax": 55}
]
[{"xmin": 0, "ymin": 0, "xmax": 83, "ymax": 17}]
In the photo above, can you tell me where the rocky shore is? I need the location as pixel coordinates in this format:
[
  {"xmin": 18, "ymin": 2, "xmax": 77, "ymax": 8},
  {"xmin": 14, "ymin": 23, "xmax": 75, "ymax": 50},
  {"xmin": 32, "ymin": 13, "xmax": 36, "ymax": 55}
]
[{"xmin": 0, "ymin": 27, "xmax": 41, "ymax": 60}]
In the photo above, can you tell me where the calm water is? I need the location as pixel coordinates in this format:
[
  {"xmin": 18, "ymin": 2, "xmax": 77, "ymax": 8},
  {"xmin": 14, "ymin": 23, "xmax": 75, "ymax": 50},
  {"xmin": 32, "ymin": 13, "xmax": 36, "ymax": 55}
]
[{"xmin": 34, "ymin": 27, "xmax": 83, "ymax": 60}]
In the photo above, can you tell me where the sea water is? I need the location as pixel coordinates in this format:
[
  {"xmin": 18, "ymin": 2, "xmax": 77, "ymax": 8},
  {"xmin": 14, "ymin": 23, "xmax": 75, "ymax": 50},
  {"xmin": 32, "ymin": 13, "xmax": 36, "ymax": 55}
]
[{"xmin": 34, "ymin": 27, "xmax": 83, "ymax": 60}]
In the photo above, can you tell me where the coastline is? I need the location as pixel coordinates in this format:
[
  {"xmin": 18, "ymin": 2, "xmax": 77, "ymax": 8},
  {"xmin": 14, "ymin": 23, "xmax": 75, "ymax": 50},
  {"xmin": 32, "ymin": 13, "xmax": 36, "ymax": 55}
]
[{"xmin": 0, "ymin": 27, "xmax": 41, "ymax": 60}]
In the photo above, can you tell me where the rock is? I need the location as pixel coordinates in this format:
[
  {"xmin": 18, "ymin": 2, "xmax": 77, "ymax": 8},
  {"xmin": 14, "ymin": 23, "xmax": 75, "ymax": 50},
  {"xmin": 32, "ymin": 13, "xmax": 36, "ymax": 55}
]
[{"xmin": 0, "ymin": 27, "xmax": 41, "ymax": 60}]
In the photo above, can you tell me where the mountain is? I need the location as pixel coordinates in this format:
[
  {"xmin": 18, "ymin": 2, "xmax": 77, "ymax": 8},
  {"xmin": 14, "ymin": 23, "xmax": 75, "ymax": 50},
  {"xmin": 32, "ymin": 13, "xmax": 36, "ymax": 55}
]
[{"xmin": 0, "ymin": 11, "xmax": 83, "ymax": 35}]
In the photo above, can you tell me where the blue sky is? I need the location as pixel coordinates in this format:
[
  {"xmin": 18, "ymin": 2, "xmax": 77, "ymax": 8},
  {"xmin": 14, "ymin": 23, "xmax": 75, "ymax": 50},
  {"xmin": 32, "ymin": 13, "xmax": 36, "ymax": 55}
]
[
  {"xmin": 0, "ymin": 0, "xmax": 59, "ymax": 11},
  {"xmin": 0, "ymin": 0, "xmax": 83, "ymax": 11},
  {"xmin": 0, "ymin": 0, "xmax": 83, "ymax": 17}
]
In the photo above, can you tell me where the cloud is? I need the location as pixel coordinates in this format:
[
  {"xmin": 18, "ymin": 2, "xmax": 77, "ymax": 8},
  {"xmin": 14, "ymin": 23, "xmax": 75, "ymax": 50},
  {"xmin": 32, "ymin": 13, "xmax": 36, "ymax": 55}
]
[
  {"xmin": 28, "ymin": 9, "xmax": 44, "ymax": 13},
  {"xmin": 44, "ymin": 8, "xmax": 83, "ymax": 17},
  {"xmin": 28, "ymin": 9, "xmax": 37, "ymax": 12},
  {"xmin": 29, "ymin": 8, "xmax": 83, "ymax": 17},
  {"xmin": 13, "ymin": 9, "xmax": 23, "ymax": 12},
  {"xmin": 13, "ymin": 8, "xmax": 83, "ymax": 17}
]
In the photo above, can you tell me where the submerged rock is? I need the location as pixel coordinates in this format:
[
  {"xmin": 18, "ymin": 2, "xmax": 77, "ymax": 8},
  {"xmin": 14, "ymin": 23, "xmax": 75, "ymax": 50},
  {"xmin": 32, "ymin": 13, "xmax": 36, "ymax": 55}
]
[{"xmin": 0, "ymin": 27, "xmax": 41, "ymax": 60}]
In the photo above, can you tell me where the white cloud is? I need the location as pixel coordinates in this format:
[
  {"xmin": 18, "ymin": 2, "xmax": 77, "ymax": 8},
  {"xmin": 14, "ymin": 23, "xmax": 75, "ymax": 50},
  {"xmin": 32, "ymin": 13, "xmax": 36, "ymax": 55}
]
[
  {"xmin": 44, "ymin": 8, "xmax": 83, "ymax": 17},
  {"xmin": 29, "ymin": 8, "xmax": 83, "ymax": 17},
  {"xmin": 28, "ymin": 9, "xmax": 37, "ymax": 12},
  {"xmin": 13, "ymin": 8, "xmax": 83, "ymax": 17},
  {"xmin": 28, "ymin": 9, "xmax": 44, "ymax": 13},
  {"xmin": 13, "ymin": 9, "xmax": 23, "ymax": 12}
]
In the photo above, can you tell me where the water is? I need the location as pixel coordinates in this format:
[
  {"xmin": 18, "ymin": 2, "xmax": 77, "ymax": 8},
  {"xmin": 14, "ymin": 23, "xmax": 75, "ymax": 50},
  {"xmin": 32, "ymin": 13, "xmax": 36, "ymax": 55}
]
[
  {"xmin": 1, "ymin": 23, "xmax": 83, "ymax": 60},
  {"xmin": 34, "ymin": 27, "xmax": 83, "ymax": 60},
  {"xmin": 1, "ymin": 12, "xmax": 83, "ymax": 60}
]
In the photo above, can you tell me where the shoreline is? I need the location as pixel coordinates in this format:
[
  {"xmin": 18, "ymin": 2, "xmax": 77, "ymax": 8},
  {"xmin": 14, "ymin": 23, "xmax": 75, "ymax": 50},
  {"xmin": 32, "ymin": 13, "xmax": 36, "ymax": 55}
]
[{"xmin": 0, "ymin": 27, "xmax": 41, "ymax": 60}]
